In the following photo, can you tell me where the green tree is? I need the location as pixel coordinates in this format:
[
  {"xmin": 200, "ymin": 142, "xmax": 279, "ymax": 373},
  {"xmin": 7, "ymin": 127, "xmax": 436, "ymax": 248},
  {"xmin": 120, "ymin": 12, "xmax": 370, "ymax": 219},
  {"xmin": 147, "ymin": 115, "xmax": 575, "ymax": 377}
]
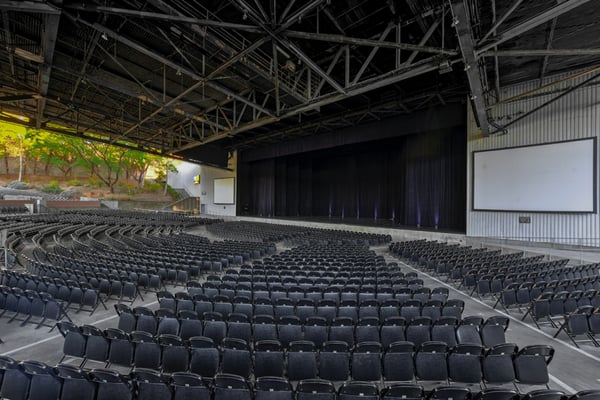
[
  {"xmin": 154, "ymin": 159, "xmax": 179, "ymax": 195},
  {"xmin": 121, "ymin": 150, "xmax": 157, "ymax": 187},
  {"xmin": 31, "ymin": 133, "xmax": 81, "ymax": 177},
  {"xmin": 0, "ymin": 122, "xmax": 30, "ymax": 180}
]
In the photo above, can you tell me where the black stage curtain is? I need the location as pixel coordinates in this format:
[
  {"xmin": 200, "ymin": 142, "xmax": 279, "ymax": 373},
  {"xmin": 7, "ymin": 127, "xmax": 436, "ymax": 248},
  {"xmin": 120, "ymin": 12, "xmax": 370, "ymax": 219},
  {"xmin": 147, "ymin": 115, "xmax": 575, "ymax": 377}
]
[{"xmin": 238, "ymin": 126, "xmax": 466, "ymax": 232}]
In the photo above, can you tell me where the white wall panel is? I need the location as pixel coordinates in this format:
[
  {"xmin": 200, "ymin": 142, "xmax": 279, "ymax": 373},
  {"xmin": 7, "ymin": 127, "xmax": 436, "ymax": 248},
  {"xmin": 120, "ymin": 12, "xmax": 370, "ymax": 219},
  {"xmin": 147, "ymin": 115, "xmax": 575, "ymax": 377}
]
[
  {"xmin": 168, "ymin": 152, "xmax": 237, "ymax": 216},
  {"xmin": 467, "ymin": 70, "xmax": 600, "ymax": 246}
]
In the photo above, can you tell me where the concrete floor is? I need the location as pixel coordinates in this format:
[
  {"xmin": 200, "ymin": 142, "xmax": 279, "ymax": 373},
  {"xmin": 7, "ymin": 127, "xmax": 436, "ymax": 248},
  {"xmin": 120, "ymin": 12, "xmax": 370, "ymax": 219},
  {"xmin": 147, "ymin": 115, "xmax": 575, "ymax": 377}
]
[{"xmin": 1, "ymin": 228, "xmax": 599, "ymax": 393}]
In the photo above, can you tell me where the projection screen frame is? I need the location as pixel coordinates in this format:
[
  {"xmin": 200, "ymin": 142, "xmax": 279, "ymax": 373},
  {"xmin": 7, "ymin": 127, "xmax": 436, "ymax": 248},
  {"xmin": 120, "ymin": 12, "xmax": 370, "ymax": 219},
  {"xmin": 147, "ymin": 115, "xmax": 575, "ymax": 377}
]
[
  {"xmin": 472, "ymin": 137, "xmax": 597, "ymax": 213},
  {"xmin": 213, "ymin": 177, "xmax": 236, "ymax": 205}
]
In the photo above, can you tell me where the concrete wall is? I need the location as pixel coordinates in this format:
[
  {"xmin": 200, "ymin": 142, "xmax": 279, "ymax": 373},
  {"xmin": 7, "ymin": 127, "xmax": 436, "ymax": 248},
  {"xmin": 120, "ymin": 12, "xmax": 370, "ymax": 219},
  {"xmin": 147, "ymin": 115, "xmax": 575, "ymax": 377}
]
[
  {"xmin": 467, "ymin": 69, "xmax": 600, "ymax": 246},
  {"xmin": 168, "ymin": 152, "xmax": 237, "ymax": 216}
]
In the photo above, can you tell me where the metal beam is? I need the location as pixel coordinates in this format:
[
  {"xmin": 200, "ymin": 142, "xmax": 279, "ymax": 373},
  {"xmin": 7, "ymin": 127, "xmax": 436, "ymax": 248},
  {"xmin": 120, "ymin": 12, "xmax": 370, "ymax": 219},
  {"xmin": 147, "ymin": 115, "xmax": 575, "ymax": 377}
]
[
  {"xmin": 352, "ymin": 23, "xmax": 394, "ymax": 85},
  {"xmin": 173, "ymin": 56, "xmax": 455, "ymax": 152},
  {"xmin": 492, "ymin": 70, "xmax": 600, "ymax": 133},
  {"xmin": 63, "ymin": 4, "xmax": 263, "ymax": 33},
  {"xmin": 482, "ymin": 48, "xmax": 600, "ymax": 57},
  {"xmin": 232, "ymin": 0, "xmax": 345, "ymax": 94},
  {"xmin": 146, "ymin": 0, "xmax": 310, "ymax": 103},
  {"xmin": 68, "ymin": 14, "xmax": 274, "ymax": 117},
  {"xmin": 237, "ymin": 89, "xmax": 455, "ymax": 147},
  {"xmin": 479, "ymin": 0, "xmax": 524, "ymax": 43},
  {"xmin": 2, "ymin": 10, "xmax": 15, "ymax": 77},
  {"xmin": 36, "ymin": 10, "xmax": 61, "ymax": 128},
  {"xmin": 451, "ymin": 0, "xmax": 490, "ymax": 136},
  {"xmin": 0, "ymin": 1, "xmax": 60, "ymax": 14},
  {"xmin": 539, "ymin": 16, "xmax": 558, "ymax": 82},
  {"xmin": 284, "ymin": 30, "xmax": 457, "ymax": 56},
  {"xmin": 477, "ymin": 0, "xmax": 593, "ymax": 54},
  {"xmin": 406, "ymin": 15, "xmax": 444, "ymax": 65},
  {"xmin": 53, "ymin": 64, "xmax": 207, "ymax": 123}
]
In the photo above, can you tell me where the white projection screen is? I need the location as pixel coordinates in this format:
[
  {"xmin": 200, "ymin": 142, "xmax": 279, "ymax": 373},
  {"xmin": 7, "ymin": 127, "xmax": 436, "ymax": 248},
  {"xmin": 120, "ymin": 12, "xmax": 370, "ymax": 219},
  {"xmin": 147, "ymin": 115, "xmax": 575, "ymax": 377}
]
[
  {"xmin": 473, "ymin": 138, "xmax": 596, "ymax": 212},
  {"xmin": 214, "ymin": 177, "xmax": 235, "ymax": 204}
]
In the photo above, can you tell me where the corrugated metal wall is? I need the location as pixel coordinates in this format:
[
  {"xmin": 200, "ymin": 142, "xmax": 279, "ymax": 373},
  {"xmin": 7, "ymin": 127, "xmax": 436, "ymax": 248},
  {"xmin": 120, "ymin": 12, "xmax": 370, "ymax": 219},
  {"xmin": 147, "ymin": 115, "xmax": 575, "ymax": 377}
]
[{"xmin": 467, "ymin": 69, "xmax": 600, "ymax": 246}]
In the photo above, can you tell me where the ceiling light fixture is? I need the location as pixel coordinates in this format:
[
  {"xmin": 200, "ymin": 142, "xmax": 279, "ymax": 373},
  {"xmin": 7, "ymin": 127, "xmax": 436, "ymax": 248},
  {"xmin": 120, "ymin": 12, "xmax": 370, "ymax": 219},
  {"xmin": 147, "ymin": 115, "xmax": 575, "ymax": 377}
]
[{"xmin": 101, "ymin": 32, "xmax": 108, "ymax": 41}]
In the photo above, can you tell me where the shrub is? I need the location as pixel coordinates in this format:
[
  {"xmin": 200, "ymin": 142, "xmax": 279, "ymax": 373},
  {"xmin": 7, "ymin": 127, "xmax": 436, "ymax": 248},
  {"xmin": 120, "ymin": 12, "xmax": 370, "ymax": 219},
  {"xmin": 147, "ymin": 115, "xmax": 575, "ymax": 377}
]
[
  {"xmin": 166, "ymin": 185, "xmax": 181, "ymax": 200},
  {"xmin": 41, "ymin": 183, "xmax": 62, "ymax": 194},
  {"xmin": 144, "ymin": 181, "xmax": 162, "ymax": 192},
  {"xmin": 67, "ymin": 179, "xmax": 83, "ymax": 186},
  {"xmin": 87, "ymin": 177, "xmax": 102, "ymax": 187}
]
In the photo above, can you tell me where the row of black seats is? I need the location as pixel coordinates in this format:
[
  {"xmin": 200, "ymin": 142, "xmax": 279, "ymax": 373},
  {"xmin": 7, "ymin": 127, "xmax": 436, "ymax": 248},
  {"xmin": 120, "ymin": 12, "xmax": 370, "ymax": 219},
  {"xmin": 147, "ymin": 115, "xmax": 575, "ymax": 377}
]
[
  {"xmin": 454, "ymin": 260, "xmax": 572, "ymax": 287},
  {"xmin": 57, "ymin": 320, "xmax": 552, "ymax": 388},
  {"xmin": 0, "ymin": 286, "xmax": 71, "ymax": 329},
  {"xmin": 499, "ymin": 285, "xmax": 600, "ymax": 318},
  {"xmin": 553, "ymin": 306, "xmax": 600, "ymax": 347},
  {"xmin": 156, "ymin": 294, "xmax": 463, "ymax": 323},
  {"xmin": 2, "ymin": 271, "xmax": 132, "ymax": 313},
  {"xmin": 466, "ymin": 264, "xmax": 598, "ymax": 297},
  {"xmin": 229, "ymin": 264, "xmax": 409, "ymax": 276},
  {"xmin": 1, "ymin": 355, "xmax": 597, "ymax": 400},
  {"xmin": 116, "ymin": 303, "xmax": 502, "ymax": 348},
  {"xmin": 184, "ymin": 283, "xmax": 450, "ymax": 304}
]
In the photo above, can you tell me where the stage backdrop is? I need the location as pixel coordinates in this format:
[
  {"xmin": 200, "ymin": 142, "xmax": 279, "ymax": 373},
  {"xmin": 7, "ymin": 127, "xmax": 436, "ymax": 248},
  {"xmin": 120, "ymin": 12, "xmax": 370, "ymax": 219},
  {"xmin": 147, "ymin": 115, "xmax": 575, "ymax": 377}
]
[{"xmin": 238, "ymin": 127, "xmax": 466, "ymax": 232}]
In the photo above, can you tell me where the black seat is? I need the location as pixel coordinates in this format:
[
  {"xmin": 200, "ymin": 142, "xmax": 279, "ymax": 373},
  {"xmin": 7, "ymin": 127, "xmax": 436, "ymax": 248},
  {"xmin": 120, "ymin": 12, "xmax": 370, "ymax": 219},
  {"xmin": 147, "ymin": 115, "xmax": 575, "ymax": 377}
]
[
  {"xmin": 569, "ymin": 391, "xmax": 600, "ymax": 400},
  {"xmin": 0, "ymin": 356, "xmax": 29, "ymax": 400},
  {"xmin": 221, "ymin": 337, "xmax": 252, "ymax": 378},
  {"xmin": 254, "ymin": 339, "xmax": 285, "ymax": 378},
  {"xmin": 382, "ymin": 384, "xmax": 425, "ymax": 400},
  {"xmin": 319, "ymin": 340, "xmax": 350, "ymax": 381},
  {"xmin": 171, "ymin": 372, "xmax": 211, "ymax": 400},
  {"xmin": 338, "ymin": 382, "xmax": 379, "ymax": 400},
  {"xmin": 304, "ymin": 316, "xmax": 328, "ymax": 349},
  {"xmin": 352, "ymin": 341, "xmax": 382, "ymax": 381},
  {"xmin": 131, "ymin": 331, "xmax": 161, "ymax": 370},
  {"xmin": 105, "ymin": 328, "xmax": 133, "ymax": 368},
  {"xmin": 384, "ymin": 341, "xmax": 415, "ymax": 382},
  {"xmin": 56, "ymin": 364, "xmax": 96, "ymax": 400},
  {"xmin": 473, "ymin": 388, "xmax": 520, "ymax": 400},
  {"xmin": 481, "ymin": 316, "xmax": 509, "ymax": 348},
  {"xmin": 24, "ymin": 361, "xmax": 58, "ymax": 400},
  {"xmin": 482, "ymin": 343, "xmax": 518, "ymax": 385},
  {"xmin": 514, "ymin": 345, "xmax": 554, "ymax": 389},
  {"xmin": 214, "ymin": 373, "xmax": 252, "ymax": 400},
  {"xmin": 189, "ymin": 336, "xmax": 219, "ymax": 378},
  {"xmin": 381, "ymin": 317, "xmax": 407, "ymax": 349},
  {"xmin": 159, "ymin": 334, "xmax": 189, "ymax": 373},
  {"xmin": 57, "ymin": 321, "xmax": 86, "ymax": 364},
  {"xmin": 415, "ymin": 341, "xmax": 448, "ymax": 382},
  {"xmin": 90, "ymin": 369, "xmax": 133, "ymax": 400},
  {"xmin": 255, "ymin": 376, "xmax": 293, "ymax": 400},
  {"xmin": 448, "ymin": 344, "xmax": 484, "ymax": 384},
  {"xmin": 522, "ymin": 390, "xmax": 566, "ymax": 400},
  {"xmin": 428, "ymin": 386, "xmax": 471, "ymax": 400},
  {"xmin": 287, "ymin": 340, "xmax": 318, "ymax": 381},
  {"xmin": 131, "ymin": 368, "xmax": 171, "ymax": 400},
  {"xmin": 278, "ymin": 315, "xmax": 303, "ymax": 348},
  {"xmin": 81, "ymin": 325, "xmax": 109, "ymax": 368},
  {"xmin": 296, "ymin": 379, "xmax": 336, "ymax": 400}
]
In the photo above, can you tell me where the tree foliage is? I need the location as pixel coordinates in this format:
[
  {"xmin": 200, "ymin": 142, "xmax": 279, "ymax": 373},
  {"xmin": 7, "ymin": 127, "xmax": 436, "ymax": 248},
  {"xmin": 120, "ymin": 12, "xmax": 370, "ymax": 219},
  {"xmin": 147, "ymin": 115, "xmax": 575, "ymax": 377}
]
[{"xmin": 0, "ymin": 120, "xmax": 171, "ymax": 193}]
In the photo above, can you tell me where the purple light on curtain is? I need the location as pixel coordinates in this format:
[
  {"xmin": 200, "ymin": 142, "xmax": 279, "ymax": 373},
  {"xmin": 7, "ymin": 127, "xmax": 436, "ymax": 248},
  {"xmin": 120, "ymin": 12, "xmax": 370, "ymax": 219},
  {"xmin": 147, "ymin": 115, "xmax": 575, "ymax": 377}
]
[
  {"xmin": 341, "ymin": 206, "xmax": 345, "ymax": 219},
  {"xmin": 391, "ymin": 209, "xmax": 396, "ymax": 221},
  {"xmin": 328, "ymin": 201, "xmax": 332, "ymax": 218},
  {"xmin": 417, "ymin": 204, "xmax": 421, "ymax": 226},
  {"xmin": 374, "ymin": 206, "xmax": 378, "ymax": 220}
]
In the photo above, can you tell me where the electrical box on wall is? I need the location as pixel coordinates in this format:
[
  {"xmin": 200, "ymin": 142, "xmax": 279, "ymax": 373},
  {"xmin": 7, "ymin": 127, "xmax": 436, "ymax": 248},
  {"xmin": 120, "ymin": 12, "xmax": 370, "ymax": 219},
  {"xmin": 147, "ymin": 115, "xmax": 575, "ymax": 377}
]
[{"xmin": 519, "ymin": 216, "xmax": 531, "ymax": 224}]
